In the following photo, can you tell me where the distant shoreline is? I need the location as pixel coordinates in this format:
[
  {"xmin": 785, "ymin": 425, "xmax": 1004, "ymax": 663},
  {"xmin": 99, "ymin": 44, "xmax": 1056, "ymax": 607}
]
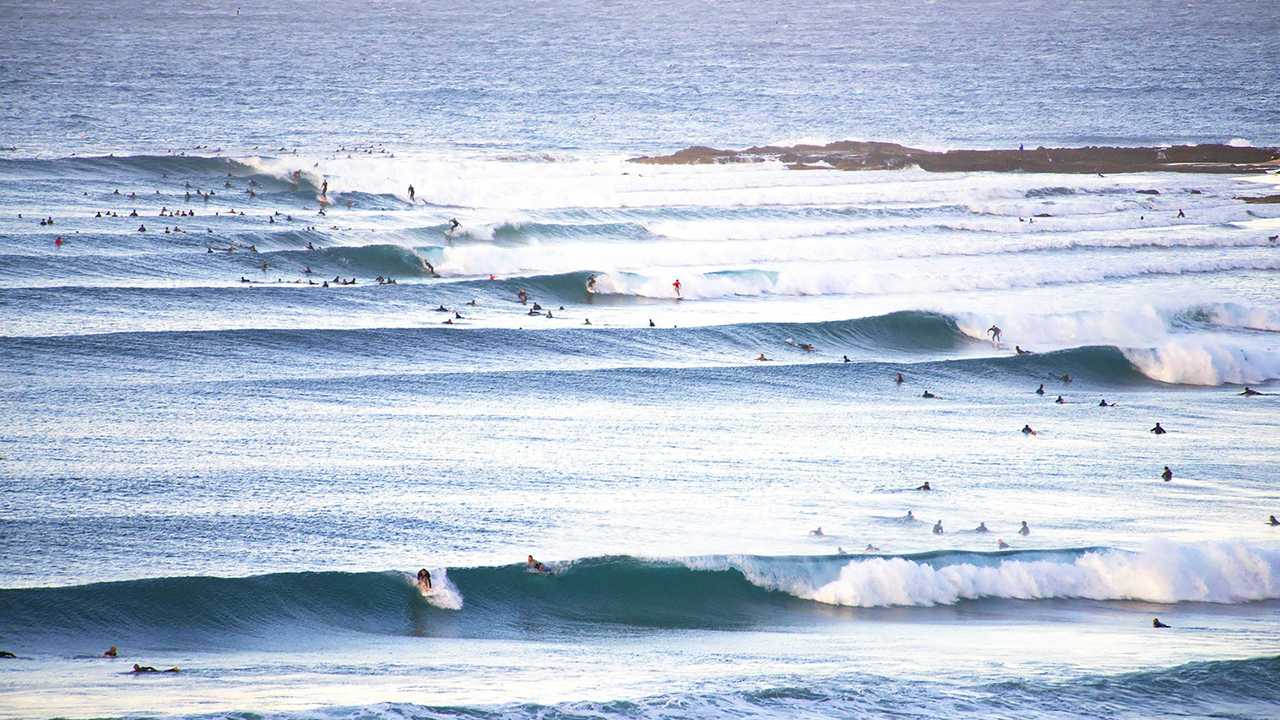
[{"xmin": 630, "ymin": 141, "xmax": 1280, "ymax": 175}]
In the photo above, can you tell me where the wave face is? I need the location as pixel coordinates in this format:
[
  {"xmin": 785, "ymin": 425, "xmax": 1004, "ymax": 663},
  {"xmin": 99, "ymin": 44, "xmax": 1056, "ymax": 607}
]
[{"xmin": 5, "ymin": 543, "xmax": 1276, "ymax": 649}]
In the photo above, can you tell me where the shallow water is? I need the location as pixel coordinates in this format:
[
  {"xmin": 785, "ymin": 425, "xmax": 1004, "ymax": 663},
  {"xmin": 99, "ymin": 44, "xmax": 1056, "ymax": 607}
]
[{"xmin": 2, "ymin": 1, "xmax": 1280, "ymax": 719}]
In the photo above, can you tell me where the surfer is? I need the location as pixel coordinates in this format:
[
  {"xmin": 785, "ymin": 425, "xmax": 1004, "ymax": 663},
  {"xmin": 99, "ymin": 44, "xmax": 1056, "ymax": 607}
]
[
  {"xmin": 672, "ymin": 278, "xmax": 681, "ymax": 298},
  {"xmin": 1035, "ymin": 384, "xmax": 1045, "ymax": 395},
  {"xmin": 974, "ymin": 522, "xmax": 989, "ymax": 533},
  {"xmin": 895, "ymin": 372, "xmax": 905, "ymax": 384},
  {"xmin": 843, "ymin": 355, "xmax": 851, "ymax": 363},
  {"xmin": 902, "ymin": 510, "xmax": 915, "ymax": 521},
  {"xmin": 1015, "ymin": 345, "xmax": 1033, "ymax": 355},
  {"xmin": 408, "ymin": 184, "xmax": 415, "ymax": 202},
  {"xmin": 1161, "ymin": 466, "xmax": 1173, "ymax": 482},
  {"xmin": 916, "ymin": 482, "xmax": 931, "ymax": 491},
  {"xmin": 987, "ymin": 324, "xmax": 1002, "ymax": 344},
  {"xmin": 1239, "ymin": 387, "xmax": 1263, "ymax": 396},
  {"xmin": 998, "ymin": 539, "xmax": 1010, "ymax": 549},
  {"xmin": 1177, "ymin": 209, "xmax": 1185, "ymax": 218},
  {"xmin": 649, "ymin": 319, "xmax": 655, "ymax": 327},
  {"xmin": 755, "ymin": 353, "xmax": 771, "ymax": 361},
  {"xmin": 416, "ymin": 568, "xmax": 432, "ymax": 592},
  {"xmin": 1150, "ymin": 422, "xmax": 1167, "ymax": 435},
  {"xmin": 1055, "ymin": 395, "xmax": 1065, "ymax": 404},
  {"xmin": 921, "ymin": 390, "xmax": 937, "ymax": 399},
  {"xmin": 1059, "ymin": 373, "xmax": 1072, "ymax": 383},
  {"xmin": 1269, "ymin": 515, "xmax": 1279, "ymax": 526},
  {"xmin": 1021, "ymin": 424, "xmax": 1036, "ymax": 435},
  {"xmin": 1153, "ymin": 618, "xmax": 1171, "ymax": 629},
  {"xmin": 863, "ymin": 545, "xmax": 879, "ymax": 552},
  {"xmin": 932, "ymin": 521, "xmax": 944, "ymax": 535},
  {"xmin": 586, "ymin": 275, "xmax": 597, "ymax": 293},
  {"xmin": 810, "ymin": 527, "xmax": 824, "ymax": 536},
  {"xmin": 132, "ymin": 664, "xmax": 179, "ymax": 673},
  {"xmin": 320, "ymin": 179, "xmax": 328, "ymax": 197},
  {"xmin": 1018, "ymin": 521, "xmax": 1030, "ymax": 536},
  {"xmin": 526, "ymin": 554, "xmax": 548, "ymax": 573},
  {"xmin": 104, "ymin": 646, "xmax": 118, "ymax": 658},
  {"xmin": 1099, "ymin": 399, "xmax": 1113, "ymax": 407},
  {"xmin": 517, "ymin": 288, "xmax": 528, "ymax": 305},
  {"xmin": 0, "ymin": 651, "xmax": 15, "ymax": 659},
  {"xmin": 449, "ymin": 218, "xmax": 461, "ymax": 232}
]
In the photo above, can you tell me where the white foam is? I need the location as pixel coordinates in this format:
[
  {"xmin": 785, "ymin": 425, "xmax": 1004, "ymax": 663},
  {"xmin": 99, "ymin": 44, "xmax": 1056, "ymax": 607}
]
[{"xmin": 720, "ymin": 542, "xmax": 1280, "ymax": 607}]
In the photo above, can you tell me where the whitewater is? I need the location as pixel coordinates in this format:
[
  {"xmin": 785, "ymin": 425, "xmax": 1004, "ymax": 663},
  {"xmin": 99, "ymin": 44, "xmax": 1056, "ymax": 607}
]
[{"xmin": 3, "ymin": 0, "xmax": 1280, "ymax": 719}]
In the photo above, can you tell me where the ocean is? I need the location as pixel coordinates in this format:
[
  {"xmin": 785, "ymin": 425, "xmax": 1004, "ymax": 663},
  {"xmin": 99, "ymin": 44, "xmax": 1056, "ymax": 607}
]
[{"xmin": 1, "ymin": 1, "xmax": 1279, "ymax": 718}]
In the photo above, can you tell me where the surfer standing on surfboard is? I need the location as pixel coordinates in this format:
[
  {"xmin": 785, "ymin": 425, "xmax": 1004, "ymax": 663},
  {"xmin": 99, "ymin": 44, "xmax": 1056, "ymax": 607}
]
[
  {"xmin": 672, "ymin": 278, "xmax": 681, "ymax": 298},
  {"xmin": 416, "ymin": 568, "xmax": 432, "ymax": 592},
  {"xmin": 987, "ymin": 324, "xmax": 1002, "ymax": 345}
]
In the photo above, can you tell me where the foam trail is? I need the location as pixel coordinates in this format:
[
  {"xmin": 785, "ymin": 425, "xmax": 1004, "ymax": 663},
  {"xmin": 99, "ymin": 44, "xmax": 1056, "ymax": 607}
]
[{"xmin": 719, "ymin": 541, "xmax": 1280, "ymax": 607}]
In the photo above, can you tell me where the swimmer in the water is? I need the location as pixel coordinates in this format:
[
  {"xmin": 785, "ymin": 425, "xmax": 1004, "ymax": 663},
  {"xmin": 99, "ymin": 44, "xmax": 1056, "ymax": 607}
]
[
  {"xmin": 921, "ymin": 390, "xmax": 937, "ymax": 399},
  {"xmin": 1021, "ymin": 424, "xmax": 1036, "ymax": 435},
  {"xmin": 1153, "ymin": 618, "xmax": 1171, "ymax": 628},
  {"xmin": 1018, "ymin": 521, "xmax": 1030, "ymax": 536},
  {"xmin": 810, "ymin": 527, "xmax": 824, "ymax": 536},
  {"xmin": 1151, "ymin": 422, "xmax": 1167, "ymax": 435},
  {"xmin": 997, "ymin": 539, "xmax": 1010, "ymax": 549},
  {"xmin": 902, "ymin": 510, "xmax": 915, "ymax": 521},
  {"xmin": 1055, "ymin": 395, "xmax": 1065, "ymax": 404},
  {"xmin": 132, "ymin": 663, "xmax": 179, "ymax": 673},
  {"xmin": 416, "ymin": 568, "xmax": 432, "ymax": 592},
  {"xmin": 1162, "ymin": 466, "xmax": 1173, "ymax": 482},
  {"xmin": 843, "ymin": 355, "xmax": 851, "ymax": 363},
  {"xmin": 895, "ymin": 372, "xmax": 905, "ymax": 384},
  {"xmin": 916, "ymin": 482, "xmax": 931, "ymax": 491},
  {"xmin": 974, "ymin": 522, "xmax": 989, "ymax": 533},
  {"xmin": 1035, "ymin": 383, "xmax": 1045, "ymax": 395},
  {"xmin": 932, "ymin": 521, "xmax": 944, "ymax": 535}
]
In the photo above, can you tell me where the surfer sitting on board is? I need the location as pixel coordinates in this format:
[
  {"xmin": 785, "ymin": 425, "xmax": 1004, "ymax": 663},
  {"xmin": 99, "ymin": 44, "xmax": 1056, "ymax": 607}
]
[{"xmin": 416, "ymin": 568, "xmax": 432, "ymax": 592}]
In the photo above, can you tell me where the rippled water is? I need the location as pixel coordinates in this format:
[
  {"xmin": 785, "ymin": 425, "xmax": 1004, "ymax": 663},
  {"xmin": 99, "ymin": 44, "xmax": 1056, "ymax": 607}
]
[{"xmin": 2, "ymin": 1, "xmax": 1280, "ymax": 719}]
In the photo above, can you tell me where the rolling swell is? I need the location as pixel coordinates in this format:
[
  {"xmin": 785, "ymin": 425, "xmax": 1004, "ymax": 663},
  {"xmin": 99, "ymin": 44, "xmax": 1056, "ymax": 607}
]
[
  {"xmin": 329, "ymin": 657, "xmax": 1280, "ymax": 720},
  {"xmin": 0, "ymin": 154, "xmax": 249, "ymax": 181},
  {"xmin": 4, "ymin": 544, "xmax": 1277, "ymax": 650}
]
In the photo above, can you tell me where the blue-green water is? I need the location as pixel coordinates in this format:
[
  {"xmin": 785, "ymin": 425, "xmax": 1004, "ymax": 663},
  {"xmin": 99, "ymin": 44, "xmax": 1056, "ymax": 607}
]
[{"xmin": 2, "ymin": 1, "xmax": 1280, "ymax": 718}]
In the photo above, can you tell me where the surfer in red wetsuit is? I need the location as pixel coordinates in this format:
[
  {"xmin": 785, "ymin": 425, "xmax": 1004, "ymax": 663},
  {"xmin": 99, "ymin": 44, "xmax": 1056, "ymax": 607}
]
[{"xmin": 672, "ymin": 278, "xmax": 681, "ymax": 297}]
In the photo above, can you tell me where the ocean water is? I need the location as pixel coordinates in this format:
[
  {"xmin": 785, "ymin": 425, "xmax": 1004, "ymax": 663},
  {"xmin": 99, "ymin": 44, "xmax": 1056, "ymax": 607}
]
[{"xmin": 2, "ymin": 1, "xmax": 1280, "ymax": 719}]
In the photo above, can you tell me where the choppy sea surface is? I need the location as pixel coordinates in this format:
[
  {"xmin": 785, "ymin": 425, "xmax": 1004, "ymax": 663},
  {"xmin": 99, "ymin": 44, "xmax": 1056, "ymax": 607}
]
[{"xmin": 2, "ymin": 1, "xmax": 1279, "ymax": 719}]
